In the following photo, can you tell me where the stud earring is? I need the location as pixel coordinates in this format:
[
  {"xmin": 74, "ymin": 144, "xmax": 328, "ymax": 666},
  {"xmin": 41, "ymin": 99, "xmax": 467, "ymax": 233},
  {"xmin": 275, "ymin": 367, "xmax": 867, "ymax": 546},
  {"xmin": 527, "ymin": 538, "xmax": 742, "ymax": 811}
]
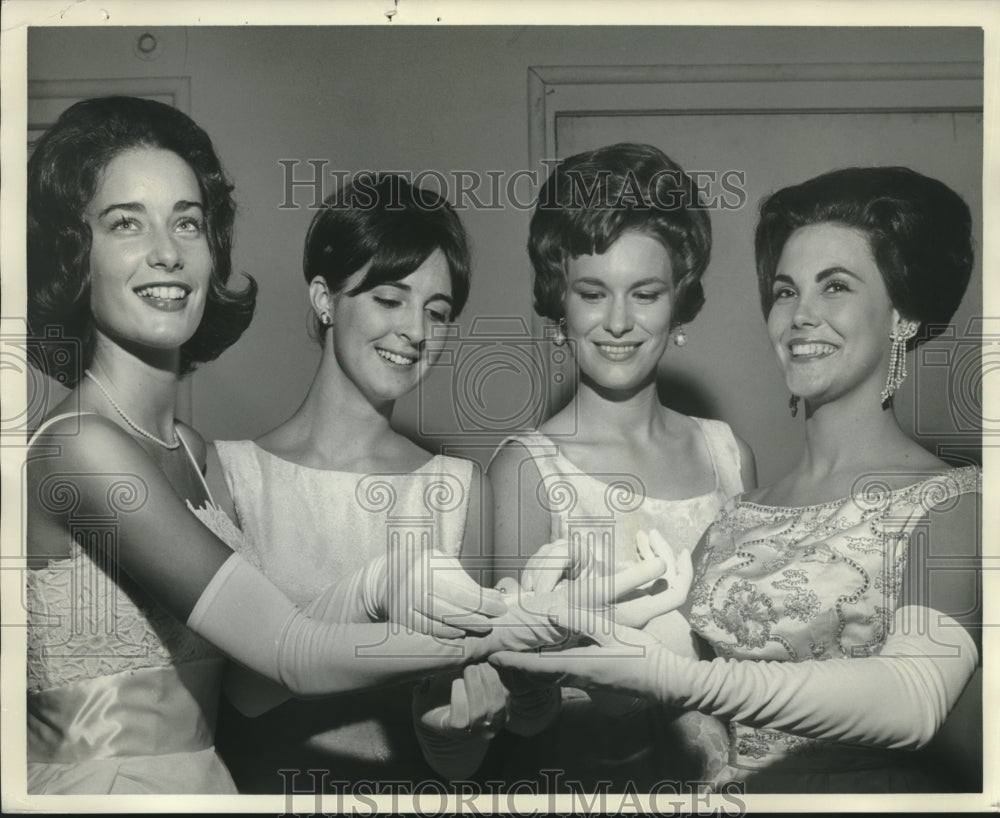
[
  {"xmin": 319, "ymin": 311, "xmax": 332, "ymax": 327},
  {"xmin": 672, "ymin": 326, "xmax": 688, "ymax": 347},
  {"xmin": 789, "ymin": 395, "xmax": 799, "ymax": 417},
  {"xmin": 553, "ymin": 318, "xmax": 567, "ymax": 347},
  {"xmin": 881, "ymin": 321, "xmax": 918, "ymax": 404}
]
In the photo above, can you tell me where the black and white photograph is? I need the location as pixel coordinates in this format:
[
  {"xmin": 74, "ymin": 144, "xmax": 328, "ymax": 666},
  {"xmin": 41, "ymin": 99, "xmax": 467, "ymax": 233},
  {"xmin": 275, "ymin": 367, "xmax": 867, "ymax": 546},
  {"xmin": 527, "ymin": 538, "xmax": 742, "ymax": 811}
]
[{"xmin": 1, "ymin": 1, "xmax": 996, "ymax": 813}]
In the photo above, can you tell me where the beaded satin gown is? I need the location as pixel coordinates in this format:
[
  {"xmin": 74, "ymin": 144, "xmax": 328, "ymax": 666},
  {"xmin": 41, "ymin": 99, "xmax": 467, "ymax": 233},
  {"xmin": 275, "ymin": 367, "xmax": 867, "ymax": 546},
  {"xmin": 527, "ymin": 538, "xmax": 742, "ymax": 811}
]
[{"xmin": 686, "ymin": 465, "xmax": 982, "ymax": 792}]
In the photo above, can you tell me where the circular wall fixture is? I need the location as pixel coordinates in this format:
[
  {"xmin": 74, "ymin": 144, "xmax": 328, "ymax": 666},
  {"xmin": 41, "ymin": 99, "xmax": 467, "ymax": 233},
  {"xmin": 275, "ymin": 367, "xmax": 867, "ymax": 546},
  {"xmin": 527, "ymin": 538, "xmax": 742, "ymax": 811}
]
[{"xmin": 134, "ymin": 32, "xmax": 164, "ymax": 61}]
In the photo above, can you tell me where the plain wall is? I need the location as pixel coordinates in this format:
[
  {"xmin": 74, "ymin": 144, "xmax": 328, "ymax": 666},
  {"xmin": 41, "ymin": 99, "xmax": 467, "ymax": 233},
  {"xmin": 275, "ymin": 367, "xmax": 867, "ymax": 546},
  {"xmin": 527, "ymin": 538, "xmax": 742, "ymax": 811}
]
[{"xmin": 27, "ymin": 25, "xmax": 983, "ymax": 482}]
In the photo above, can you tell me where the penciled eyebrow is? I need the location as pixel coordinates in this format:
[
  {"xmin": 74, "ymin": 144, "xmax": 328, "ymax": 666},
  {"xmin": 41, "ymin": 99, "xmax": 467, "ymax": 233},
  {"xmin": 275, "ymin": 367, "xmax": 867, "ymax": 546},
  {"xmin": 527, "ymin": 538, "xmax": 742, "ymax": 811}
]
[
  {"xmin": 773, "ymin": 267, "xmax": 863, "ymax": 287},
  {"xmin": 378, "ymin": 281, "xmax": 454, "ymax": 306},
  {"xmin": 815, "ymin": 266, "xmax": 862, "ymax": 282},
  {"xmin": 96, "ymin": 200, "xmax": 204, "ymax": 220},
  {"xmin": 571, "ymin": 277, "xmax": 669, "ymax": 289}
]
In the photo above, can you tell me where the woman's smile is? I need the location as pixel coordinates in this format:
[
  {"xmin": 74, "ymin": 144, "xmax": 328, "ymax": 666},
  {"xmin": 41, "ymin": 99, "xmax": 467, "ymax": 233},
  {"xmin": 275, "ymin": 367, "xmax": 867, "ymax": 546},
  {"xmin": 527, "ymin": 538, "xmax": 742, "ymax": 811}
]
[
  {"xmin": 375, "ymin": 346, "xmax": 419, "ymax": 367},
  {"xmin": 593, "ymin": 340, "xmax": 643, "ymax": 362},
  {"xmin": 133, "ymin": 282, "xmax": 194, "ymax": 312}
]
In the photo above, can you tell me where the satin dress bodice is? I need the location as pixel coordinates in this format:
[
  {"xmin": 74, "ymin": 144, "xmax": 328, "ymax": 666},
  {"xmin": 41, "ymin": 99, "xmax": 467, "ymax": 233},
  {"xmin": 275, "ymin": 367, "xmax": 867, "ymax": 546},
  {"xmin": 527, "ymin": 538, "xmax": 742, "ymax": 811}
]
[{"xmin": 688, "ymin": 466, "xmax": 982, "ymax": 792}]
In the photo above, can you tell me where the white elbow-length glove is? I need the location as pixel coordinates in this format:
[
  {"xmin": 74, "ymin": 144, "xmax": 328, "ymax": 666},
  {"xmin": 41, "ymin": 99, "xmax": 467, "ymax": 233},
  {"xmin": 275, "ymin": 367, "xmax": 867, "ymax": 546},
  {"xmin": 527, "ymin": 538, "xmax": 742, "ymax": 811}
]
[
  {"xmin": 191, "ymin": 553, "xmax": 538, "ymax": 698},
  {"xmin": 490, "ymin": 604, "xmax": 978, "ymax": 750}
]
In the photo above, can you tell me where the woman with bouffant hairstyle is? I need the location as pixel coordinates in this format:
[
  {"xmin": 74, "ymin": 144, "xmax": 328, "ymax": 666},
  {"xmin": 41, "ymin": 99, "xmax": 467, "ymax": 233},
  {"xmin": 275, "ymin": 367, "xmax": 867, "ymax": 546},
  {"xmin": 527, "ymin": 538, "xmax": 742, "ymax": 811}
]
[
  {"xmin": 495, "ymin": 166, "xmax": 981, "ymax": 794},
  {"xmin": 487, "ymin": 142, "xmax": 756, "ymax": 790},
  {"xmin": 28, "ymin": 95, "xmax": 255, "ymax": 383},
  {"xmin": 209, "ymin": 174, "xmax": 497, "ymax": 787}
]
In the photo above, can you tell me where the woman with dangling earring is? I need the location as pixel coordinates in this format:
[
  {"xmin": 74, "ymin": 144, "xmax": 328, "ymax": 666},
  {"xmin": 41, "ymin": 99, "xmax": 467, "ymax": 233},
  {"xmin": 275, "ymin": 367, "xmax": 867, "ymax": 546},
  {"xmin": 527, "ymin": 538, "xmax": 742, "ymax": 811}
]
[
  {"xmin": 484, "ymin": 143, "xmax": 757, "ymax": 790},
  {"xmin": 492, "ymin": 166, "xmax": 982, "ymax": 793}
]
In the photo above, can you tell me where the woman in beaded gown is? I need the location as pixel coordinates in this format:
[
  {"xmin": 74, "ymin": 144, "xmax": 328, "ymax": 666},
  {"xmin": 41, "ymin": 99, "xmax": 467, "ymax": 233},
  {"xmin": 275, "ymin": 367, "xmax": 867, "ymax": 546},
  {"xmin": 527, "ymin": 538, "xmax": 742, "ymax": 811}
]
[
  {"xmin": 492, "ymin": 166, "xmax": 982, "ymax": 793},
  {"xmin": 485, "ymin": 144, "xmax": 757, "ymax": 790},
  {"xmin": 24, "ymin": 98, "xmax": 559, "ymax": 795}
]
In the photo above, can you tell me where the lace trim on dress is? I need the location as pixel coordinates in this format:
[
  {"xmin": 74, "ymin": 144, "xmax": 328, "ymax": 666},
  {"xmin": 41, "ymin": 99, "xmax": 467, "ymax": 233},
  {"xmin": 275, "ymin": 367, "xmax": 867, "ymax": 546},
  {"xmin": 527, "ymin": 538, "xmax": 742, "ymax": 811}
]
[
  {"xmin": 26, "ymin": 503, "xmax": 240, "ymax": 695},
  {"xmin": 26, "ymin": 545, "xmax": 219, "ymax": 695}
]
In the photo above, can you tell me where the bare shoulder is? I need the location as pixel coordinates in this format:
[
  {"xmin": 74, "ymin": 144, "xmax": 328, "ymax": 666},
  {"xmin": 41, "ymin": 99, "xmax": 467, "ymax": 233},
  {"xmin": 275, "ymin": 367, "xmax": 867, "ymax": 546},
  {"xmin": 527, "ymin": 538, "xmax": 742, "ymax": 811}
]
[
  {"xmin": 30, "ymin": 412, "xmax": 149, "ymax": 473},
  {"xmin": 898, "ymin": 441, "xmax": 955, "ymax": 474},
  {"xmin": 27, "ymin": 414, "xmax": 162, "ymax": 558},
  {"xmin": 911, "ymin": 466, "xmax": 981, "ymax": 554},
  {"xmin": 485, "ymin": 436, "xmax": 541, "ymax": 484}
]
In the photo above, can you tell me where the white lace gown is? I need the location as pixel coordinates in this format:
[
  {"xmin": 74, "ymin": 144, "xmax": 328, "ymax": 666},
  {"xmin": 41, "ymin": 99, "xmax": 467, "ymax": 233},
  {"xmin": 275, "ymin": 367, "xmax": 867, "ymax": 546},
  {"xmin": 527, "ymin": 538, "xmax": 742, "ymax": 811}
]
[
  {"xmin": 687, "ymin": 466, "xmax": 982, "ymax": 792},
  {"xmin": 26, "ymin": 416, "xmax": 245, "ymax": 793},
  {"xmin": 489, "ymin": 417, "xmax": 746, "ymax": 790},
  {"xmin": 213, "ymin": 440, "xmax": 474, "ymax": 790}
]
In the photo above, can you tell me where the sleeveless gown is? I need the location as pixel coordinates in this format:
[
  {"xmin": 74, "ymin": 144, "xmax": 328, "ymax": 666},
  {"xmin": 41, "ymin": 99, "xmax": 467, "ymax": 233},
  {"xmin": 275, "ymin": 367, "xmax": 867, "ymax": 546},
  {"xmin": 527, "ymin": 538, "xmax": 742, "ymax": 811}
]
[
  {"xmin": 26, "ymin": 415, "xmax": 243, "ymax": 794},
  {"xmin": 213, "ymin": 440, "xmax": 474, "ymax": 791},
  {"xmin": 687, "ymin": 465, "xmax": 982, "ymax": 792},
  {"xmin": 485, "ymin": 417, "xmax": 746, "ymax": 790}
]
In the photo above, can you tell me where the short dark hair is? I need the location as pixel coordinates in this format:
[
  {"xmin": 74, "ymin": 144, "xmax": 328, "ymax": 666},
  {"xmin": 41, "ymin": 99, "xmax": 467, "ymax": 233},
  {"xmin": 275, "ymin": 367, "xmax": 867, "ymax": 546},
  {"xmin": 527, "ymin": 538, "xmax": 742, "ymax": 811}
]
[
  {"xmin": 528, "ymin": 142, "xmax": 712, "ymax": 325},
  {"xmin": 755, "ymin": 166, "xmax": 974, "ymax": 347},
  {"xmin": 28, "ymin": 95, "xmax": 256, "ymax": 385},
  {"xmin": 303, "ymin": 173, "xmax": 471, "ymax": 336}
]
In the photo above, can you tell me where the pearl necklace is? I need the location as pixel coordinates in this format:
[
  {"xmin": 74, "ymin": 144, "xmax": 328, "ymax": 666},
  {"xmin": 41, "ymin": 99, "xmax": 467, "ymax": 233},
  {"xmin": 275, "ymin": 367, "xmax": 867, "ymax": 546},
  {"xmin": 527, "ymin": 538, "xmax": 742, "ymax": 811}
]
[{"xmin": 84, "ymin": 370, "xmax": 180, "ymax": 450}]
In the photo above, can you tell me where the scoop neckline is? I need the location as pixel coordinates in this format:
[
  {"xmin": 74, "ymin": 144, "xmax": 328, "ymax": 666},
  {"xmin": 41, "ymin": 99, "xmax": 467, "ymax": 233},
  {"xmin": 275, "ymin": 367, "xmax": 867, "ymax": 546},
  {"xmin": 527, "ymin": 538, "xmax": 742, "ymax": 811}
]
[{"xmin": 524, "ymin": 417, "xmax": 722, "ymax": 505}]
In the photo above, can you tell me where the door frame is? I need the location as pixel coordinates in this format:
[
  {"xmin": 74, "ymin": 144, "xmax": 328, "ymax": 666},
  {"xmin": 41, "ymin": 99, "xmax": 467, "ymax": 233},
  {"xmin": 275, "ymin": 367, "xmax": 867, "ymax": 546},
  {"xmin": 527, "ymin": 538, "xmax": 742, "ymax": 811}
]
[{"xmin": 526, "ymin": 61, "xmax": 984, "ymax": 416}]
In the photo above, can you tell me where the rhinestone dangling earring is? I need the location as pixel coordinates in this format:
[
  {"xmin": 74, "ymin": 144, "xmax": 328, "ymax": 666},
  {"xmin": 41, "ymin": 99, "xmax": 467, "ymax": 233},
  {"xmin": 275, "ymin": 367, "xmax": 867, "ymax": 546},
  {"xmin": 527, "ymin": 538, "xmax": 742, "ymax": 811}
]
[
  {"xmin": 789, "ymin": 395, "xmax": 799, "ymax": 417},
  {"xmin": 552, "ymin": 318, "xmax": 567, "ymax": 347},
  {"xmin": 672, "ymin": 326, "xmax": 688, "ymax": 347},
  {"xmin": 881, "ymin": 321, "xmax": 918, "ymax": 405}
]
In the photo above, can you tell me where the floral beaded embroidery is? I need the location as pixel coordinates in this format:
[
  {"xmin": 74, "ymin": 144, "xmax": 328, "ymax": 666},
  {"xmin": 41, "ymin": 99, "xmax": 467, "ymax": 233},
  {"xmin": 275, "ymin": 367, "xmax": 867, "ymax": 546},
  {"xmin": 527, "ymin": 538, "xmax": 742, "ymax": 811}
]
[
  {"xmin": 690, "ymin": 466, "xmax": 980, "ymax": 662},
  {"xmin": 711, "ymin": 579, "xmax": 779, "ymax": 650},
  {"xmin": 690, "ymin": 466, "xmax": 981, "ymax": 768}
]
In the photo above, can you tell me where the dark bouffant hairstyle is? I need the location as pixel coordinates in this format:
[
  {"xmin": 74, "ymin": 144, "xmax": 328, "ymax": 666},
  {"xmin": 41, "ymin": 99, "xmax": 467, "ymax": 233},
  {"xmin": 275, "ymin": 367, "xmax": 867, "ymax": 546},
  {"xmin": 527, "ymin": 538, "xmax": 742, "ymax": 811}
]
[
  {"xmin": 28, "ymin": 96, "xmax": 256, "ymax": 384},
  {"xmin": 303, "ymin": 173, "xmax": 471, "ymax": 336},
  {"xmin": 755, "ymin": 166, "xmax": 974, "ymax": 348},
  {"xmin": 528, "ymin": 142, "xmax": 712, "ymax": 325}
]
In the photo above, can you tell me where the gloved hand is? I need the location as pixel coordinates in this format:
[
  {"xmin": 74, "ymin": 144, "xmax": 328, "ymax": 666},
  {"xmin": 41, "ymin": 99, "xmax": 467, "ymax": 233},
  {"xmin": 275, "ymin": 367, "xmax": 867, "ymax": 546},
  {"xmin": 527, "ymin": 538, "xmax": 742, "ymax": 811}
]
[
  {"xmin": 520, "ymin": 531, "xmax": 691, "ymax": 628},
  {"xmin": 362, "ymin": 546, "xmax": 508, "ymax": 637},
  {"xmin": 483, "ymin": 552, "xmax": 669, "ymax": 654},
  {"xmin": 489, "ymin": 604, "xmax": 979, "ymax": 750},
  {"xmin": 189, "ymin": 553, "xmax": 506, "ymax": 699},
  {"xmin": 488, "ymin": 575, "xmax": 561, "ymax": 736},
  {"xmin": 612, "ymin": 530, "xmax": 693, "ymax": 629},
  {"xmin": 412, "ymin": 663, "xmax": 509, "ymax": 779}
]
